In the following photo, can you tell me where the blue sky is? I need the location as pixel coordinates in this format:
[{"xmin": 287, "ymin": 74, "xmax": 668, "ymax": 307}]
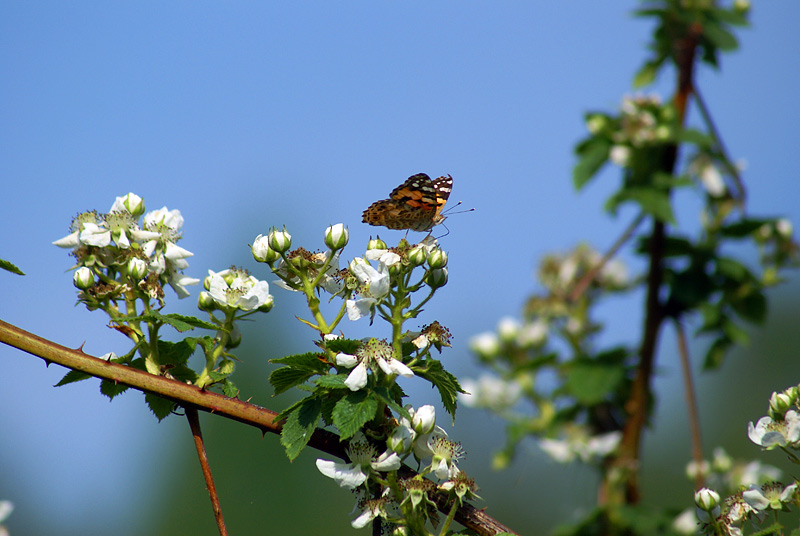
[{"xmin": 1, "ymin": 3, "xmax": 799, "ymax": 534}]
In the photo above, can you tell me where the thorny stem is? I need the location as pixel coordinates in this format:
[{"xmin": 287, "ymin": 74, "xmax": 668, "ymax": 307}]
[
  {"xmin": 602, "ymin": 20, "xmax": 701, "ymax": 506},
  {"xmin": 0, "ymin": 319, "xmax": 519, "ymax": 536},
  {"xmin": 186, "ymin": 407, "xmax": 228, "ymax": 536},
  {"xmin": 675, "ymin": 318, "xmax": 705, "ymax": 491}
]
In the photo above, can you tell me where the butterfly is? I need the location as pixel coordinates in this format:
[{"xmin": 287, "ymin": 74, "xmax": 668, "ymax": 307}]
[{"xmin": 362, "ymin": 173, "xmax": 453, "ymax": 232}]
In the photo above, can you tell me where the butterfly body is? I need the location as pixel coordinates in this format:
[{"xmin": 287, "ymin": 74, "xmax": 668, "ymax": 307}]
[{"xmin": 362, "ymin": 173, "xmax": 453, "ymax": 232}]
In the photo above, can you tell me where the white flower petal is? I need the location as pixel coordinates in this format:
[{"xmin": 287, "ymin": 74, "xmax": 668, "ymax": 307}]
[
  {"xmin": 344, "ymin": 362, "xmax": 369, "ymax": 391},
  {"xmin": 315, "ymin": 459, "xmax": 368, "ymax": 489}
]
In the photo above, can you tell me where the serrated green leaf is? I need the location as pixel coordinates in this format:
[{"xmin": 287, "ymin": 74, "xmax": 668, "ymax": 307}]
[
  {"xmin": 222, "ymin": 380, "xmax": 239, "ymax": 398},
  {"xmin": 323, "ymin": 338, "xmax": 362, "ymax": 355},
  {"xmin": 373, "ymin": 387, "xmax": 411, "ymax": 421},
  {"xmin": 315, "ymin": 374, "xmax": 350, "ymax": 389},
  {"xmin": 145, "ymin": 394, "xmax": 175, "ymax": 421},
  {"xmin": 158, "ymin": 312, "xmax": 218, "ymax": 331},
  {"xmin": 269, "ymin": 366, "xmax": 318, "ymax": 396},
  {"xmin": 270, "ymin": 352, "xmax": 329, "ymax": 371},
  {"xmin": 100, "ymin": 379, "xmax": 129, "ymax": 400},
  {"xmin": 566, "ymin": 362, "xmax": 625, "ymax": 405},
  {"xmin": 413, "ymin": 359, "xmax": 463, "ymax": 419},
  {"xmin": 158, "ymin": 339, "xmax": 197, "ymax": 367},
  {"xmin": 332, "ymin": 391, "xmax": 379, "ymax": 440},
  {"xmin": 281, "ymin": 396, "xmax": 322, "ymax": 461},
  {"xmin": 573, "ymin": 138, "xmax": 611, "ymax": 190},
  {"xmin": 0, "ymin": 258, "xmax": 25, "ymax": 275},
  {"xmin": 55, "ymin": 369, "xmax": 93, "ymax": 387}
]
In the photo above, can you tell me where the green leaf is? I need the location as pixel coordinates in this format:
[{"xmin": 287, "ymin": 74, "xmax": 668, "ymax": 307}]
[
  {"xmin": 222, "ymin": 379, "xmax": 239, "ymax": 398},
  {"xmin": 332, "ymin": 391, "xmax": 379, "ymax": 440},
  {"xmin": 269, "ymin": 352, "xmax": 330, "ymax": 395},
  {"xmin": 281, "ymin": 396, "xmax": 322, "ymax": 461},
  {"xmin": 633, "ymin": 60, "xmax": 659, "ymax": 88},
  {"xmin": 145, "ymin": 393, "xmax": 176, "ymax": 421},
  {"xmin": 676, "ymin": 128, "xmax": 713, "ymax": 148},
  {"xmin": 720, "ymin": 218, "xmax": 769, "ymax": 238},
  {"xmin": 322, "ymin": 338, "xmax": 362, "ymax": 355},
  {"xmin": 373, "ymin": 387, "xmax": 411, "ymax": 421},
  {"xmin": 55, "ymin": 369, "xmax": 93, "ymax": 387},
  {"xmin": 703, "ymin": 20, "xmax": 739, "ymax": 51},
  {"xmin": 565, "ymin": 361, "xmax": 625, "ymax": 405},
  {"xmin": 315, "ymin": 374, "xmax": 350, "ymax": 390},
  {"xmin": 270, "ymin": 367, "xmax": 318, "ymax": 396},
  {"xmin": 0, "ymin": 258, "xmax": 24, "ymax": 275},
  {"xmin": 606, "ymin": 188, "xmax": 675, "ymax": 223},
  {"xmin": 157, "ymin": 312, "xmax": 218, "ymax": 331},
  {"xmin": 413, "ymin": 359, "xmax": 463, "ymax": 419},
  {"xmin": 703, "ymin": 336, "xmax": 732, "ymax": 370},
  {"xmin": 100, "ymin": 379, "xmax": 129, "ymax": 400},
  {"xmin": 573, "ymin": 138, "xmax": 611, "ymax": 190}
]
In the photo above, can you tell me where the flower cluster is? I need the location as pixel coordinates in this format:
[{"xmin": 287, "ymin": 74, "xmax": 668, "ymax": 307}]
[
  {"xmin": 55, "ymin": 193, "xmax": 273, "ymax": 404},
  {"xmin": 54, "ymin": 192, "xmax": 200, "ymax": 304},
  {"xmin": 316, "ymin": 405, "xmax": 476, "ymax": 530},
  {"xmin": 461, "ymin": 244, "xmax": 631, "ymax": 469}
]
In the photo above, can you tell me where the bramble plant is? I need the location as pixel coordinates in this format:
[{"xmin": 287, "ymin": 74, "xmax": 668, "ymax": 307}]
[{"xmin": 2, "ymin": 2, "xmax": 800, "ymax": 536}]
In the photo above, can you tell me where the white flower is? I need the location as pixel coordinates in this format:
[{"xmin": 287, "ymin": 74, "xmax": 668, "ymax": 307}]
[
  {"xmin": 459, "ymin": 374, "xmax": 521, "ymax": 411},
  {"xmin": 469, "ymin": 332, "xmax": 500, "ymax": 358},
  {"xmin": 110, "ymin": 192, "xmax": 145, "ymax": 216},
  {"xmin": 79, "ymin": 222, "xmax": 112, "ymax": 247},
  {"xmin": 351, "ymin": 498, "xmax": 389, "ymax": 529},
  {"xmin": 609, "ymin": 145, "xmax": 631, "ymax": 167},
  {"xmin": 539, "ymin": 428, "xmax": 621, "ymax": 464},
  {"xmin": 346, "ymin": 257, "xmax": 391, "ymax": 321},
  {"xmin": 427, "ymin": 435, "xmax": 464, "ymax": 480},
  {"xmin": 52, "ymin": 231, "xmax": 80, "ymax": 248},
  {"xmin": 335, "ymin": 339, "xmax": 413, "ymax": 391},
  {"xmin": 496, "ymin": 316, "xmax": 520, "ymax": 342},
  {"xmin": 315, "ymin": 433, "xmax": 401, "ymax": 490},
  {"xmin": 207, "ymin": 269, "xmax": 272, "ymax": 311},
  {"xmin": 517, "ymin": 319, "xmax": 548, "ymax": 347},
  {"xmin": 743, "ymin": 482, "xmax": 797, "ymax": 512},
  {"xmin": 747, "ymin": 410, "xmax": 800, "ymax": 449},
  {"xmin": 144, "ymin": 207, "xmax": 184, "ymax": 232},
  {"xmin": 168, "ymin": 270, "xmax": 201, "ymax": 299}
]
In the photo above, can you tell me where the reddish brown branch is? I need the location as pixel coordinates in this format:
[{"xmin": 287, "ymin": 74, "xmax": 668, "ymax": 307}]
[
  {"xmin": 186, "ymin": 407, "xmax": 228, "ymax": 536},
  {"xmin": 675, "ymin": 319, "xmax": 705, "ymax": 490},
  {"xmin": 0, "ymin": 319, "xmax": 518, "ymax": 536}
]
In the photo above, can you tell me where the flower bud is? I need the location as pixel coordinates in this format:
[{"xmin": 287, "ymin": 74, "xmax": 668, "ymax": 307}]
[
  {"xmin": 367, "ymin": 237, "xmax": 387, "ymax": 250},
  {"xmin": 411, "ymin": 405, "xmax": 436, "ymax": 434},
  {"xmin": 268, "ymin": 228, "xmax": 292, "ymax": 253},
  {"xmin": 586, "ymin": 114, "xmax": 608, "ymax": 134},
  {"xmin": 695, "ymin": 488, "xmax": 720, "ymax": 511},
  {"xmin": 197, "ymin": 291, "xmax": 217, "ymax": 311},
  {"xmin": 73, "ymin": 267, "xmax": 95, "ymax": 290},
  {"xmin": 114, "ymin": 192, "xmax": 145, "ymax": 217},
  {"xmin": 127, "ymin": 257, "xmax": 148, "ymax": 280},
  {"xmin": 407, "ymin": 246, "xmax": 428, "ymax": 267},
  {"xmin": 425, "ymin": 267, "xmax": 448, "ymax": 289},
  {"xmin": 427, "ymin": 248, "xmax": 448, "ymax": 269},
  {"xmin": 387, "ymin": 425, "xmax": 413, "ymax": 454},
  {"xmin": 769, "ymin": 391, "xmax": 793, "ymax": 418},
  {"xmin": 252, "ymin": 234, "xmax": 281, "ymax": 263},
  {"xmin": 258, "ymin": 295, "xmax": 275, "ymax": 313},
  {"xmin": 324, "ymin": 223, "xmax": 349, "ymax": 250}
]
